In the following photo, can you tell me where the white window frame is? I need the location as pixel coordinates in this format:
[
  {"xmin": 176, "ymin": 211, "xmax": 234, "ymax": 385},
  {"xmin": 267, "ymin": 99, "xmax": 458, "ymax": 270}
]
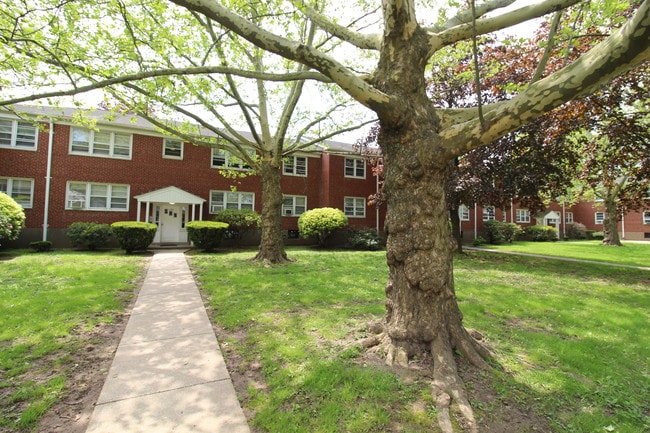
[
  {"xmin": 565, "ymin": 212, "xmax": 574, "ymax": 224},
  {"xmin": 515, "ymin": 209, "xmax": 530, "ymax": 223},
  {"xmin": 211, "ymin": 148, "xmax": 253, "ymax": 170},
  {"xmin": 282, "ymin": 195, "xmax": 307, "ymax": 216},
  {"xmin": 209, "ymin": 190, "xmax": 255, "ymax": 213},
  {"xmin": 69, "ymin": 127, "xmax": 132, "ymax": 159},
  {"xmin": 482, "ymin": 206, "xmax": 496, "ymax": 221},
  {"xmin": 65, "ymin": 182, "xmax": 129, "ymax": 211},
  {"xmin": 458, "ymin": 204, "xmax": 470, "ymax": 222},
  {"xmin": 344, "ymin": 197, "xmax": 366, "ymax": 218},
  {"xmin": 344, "ymin": 158, "xmax": 366, "ymax": 179},
  {"xmin": 283, "ymin": 156, "xmax": 307, "ymax": 177},
  {"xmin": 643, "ymin": 211, "xmax": 650, "ymax": 225},
  {"xmin": 0, "ymin": 177, "xmax": 34, "ymax": 208},
  {"xmin": 594, "ymin": 212, "xmax": 605, "ymax": 225},
  {"xmin": 163, "ymin": 138, "xmax": 183, "ymax": 159},
  {"xmin": 0, "ymin": 118, "xmax": 38, "ymax": 150}
]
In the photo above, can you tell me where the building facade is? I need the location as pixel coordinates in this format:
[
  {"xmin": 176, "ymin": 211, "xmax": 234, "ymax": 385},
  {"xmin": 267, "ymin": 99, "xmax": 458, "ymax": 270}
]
[
  {"xmin": 0, "ymin": 106, "xmax": 385, "ymax": 247},
  {"xmin": 1, "ymin": 105, "xmax": 648, "ymax": 247}
]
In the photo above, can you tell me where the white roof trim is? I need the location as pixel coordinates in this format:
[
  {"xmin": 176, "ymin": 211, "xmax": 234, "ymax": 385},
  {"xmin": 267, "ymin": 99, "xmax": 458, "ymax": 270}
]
[{"xmin": 134, "ymin": 186, "xmax": 205, "ymax": 204}]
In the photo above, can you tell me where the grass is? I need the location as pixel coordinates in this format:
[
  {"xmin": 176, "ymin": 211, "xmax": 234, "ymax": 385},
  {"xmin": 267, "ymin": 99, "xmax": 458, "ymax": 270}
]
[
  {"xmin": 190, "ymin": 247, "xmax": 649, "ymax": 433},
  {"xmin": 472, "ymin": 239, "xmax": 650, "ymax": 268},
  {"xmin": 0, "ymin": 249, "xmax": 147, "ymax": 432}
]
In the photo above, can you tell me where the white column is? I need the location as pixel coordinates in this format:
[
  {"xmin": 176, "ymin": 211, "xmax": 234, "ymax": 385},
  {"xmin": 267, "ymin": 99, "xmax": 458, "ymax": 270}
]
[
  {"xmin": 199, "ymin": 203, "xmax": 204, "ymax": 220},
  {"xmin": 145, "ymin": 201, "xmax": 150, "ymax": 223}
]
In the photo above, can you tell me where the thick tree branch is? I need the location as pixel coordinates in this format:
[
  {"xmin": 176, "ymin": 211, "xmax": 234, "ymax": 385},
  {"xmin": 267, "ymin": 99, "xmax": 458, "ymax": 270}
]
[
  {"xmin": 427, "ymin": 0, "xmax": 580, "ymax": 54},
  {"xmin": 292, "ymin": 1, "xmax": 382, "ymax": 50},
  {"xmin": 0, "ymin": 65, "xmax": 330, "ymax": 107},
  {"xmin": 169, "ymin": 0, "xmax": 392, "ymax": 112},
  {"xmin": 440, "ymin": 0, "xmax": 650, "ymax": 157}
]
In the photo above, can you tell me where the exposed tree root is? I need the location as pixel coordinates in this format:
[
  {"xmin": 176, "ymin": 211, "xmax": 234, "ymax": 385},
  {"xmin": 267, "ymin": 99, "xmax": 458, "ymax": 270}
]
[{"xmin": 363, "ymin": 322, "xmax": 489, "ymax": 432}]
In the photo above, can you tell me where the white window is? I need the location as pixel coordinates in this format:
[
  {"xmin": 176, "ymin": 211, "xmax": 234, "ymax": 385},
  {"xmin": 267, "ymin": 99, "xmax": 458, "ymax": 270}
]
[
  {"xmin": 457, "ymin": 205, "xmax": 470, "ymax": 221},
  {"xmin": 70, "ymin": 127, "xmax": 132, "ymax": 159},
  {"xmin": 209, "ymin": 190, "xmax": 254, "ymax": 213},
  {"xmin": 344, "ymin": 197, "xmax": 366, "ymax": 217},
  {"xmin": 0, "ymin": 118, "xmax": 38, "ymax": 149},
  {"xmin": 66, "ymin": 182, "xmax": 129, "ymax": 211},
  {"xmin": 163, "ymin": 138, "xmax": 183, "ymax": 159},
  {"xmin": 482, "ymin": 206, "xmax": 495, "ymax": 221},
  {"xmin": 515, "ymin": 209, "xmax": 530, "ymax": 223},
  {"xmin": 643, "ymin": 211, "xmax": 650, "ymax": 225},
  {"xmin": 0, "ymin": 177, "xmax": 34, "ymax": 208},
  {"xmin": 211, "ymin": 148, "xmax": 253, "ymax": 170},
  {"xmin": 344, "ymin": 158, "xmax": 365, "ymax": 178},
  {"xmin": 565, "ymin": 212, "xmax": 574, "ymax": 224},
  {"xmin": 282, "ymin": 195, "xmax": 306, "ymax": 216},
  {"xmin": 595, "ymin": 212, "xmax": 605, "ymax": 224},
  {"xmin": 283, "ymin": 156, "xmax": 307, "ymax": 176}
]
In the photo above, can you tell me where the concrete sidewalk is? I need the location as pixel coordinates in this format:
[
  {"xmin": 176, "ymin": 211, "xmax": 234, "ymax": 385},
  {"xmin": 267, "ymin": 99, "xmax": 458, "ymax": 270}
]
[{"xmin": 85, "ymin": 250, "xmax": 250, "ymax": 433}]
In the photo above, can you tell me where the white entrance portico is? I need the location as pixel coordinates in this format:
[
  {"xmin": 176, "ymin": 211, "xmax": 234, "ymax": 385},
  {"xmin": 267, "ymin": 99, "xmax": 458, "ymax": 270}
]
[{"xmin": 134, "ymin": 186, "xmax": 205, "ymax": 244}]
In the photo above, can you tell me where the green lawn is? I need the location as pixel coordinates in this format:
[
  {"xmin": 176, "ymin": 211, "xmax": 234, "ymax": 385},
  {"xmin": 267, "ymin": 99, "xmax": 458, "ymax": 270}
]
[
  {"xmin": 2, "ymin": 246, "xmax": 647, "ymax": 432},
  {"xmin": 471, "ymin": 240, "xmax": 650, "ymax": 268},
  {"xmin": 191, "ymin": 247, "xmax": 650, "ymax": 433},
  {"xmin": 0, "ymin": 250, "xmax": 147, "ymax": 432}
]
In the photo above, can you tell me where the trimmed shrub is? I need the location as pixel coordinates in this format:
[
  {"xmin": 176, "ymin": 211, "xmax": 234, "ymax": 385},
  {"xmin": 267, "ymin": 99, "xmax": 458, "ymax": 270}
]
[
  {"xmin": 473, "ymin": 236, "xmax": 487, "ymax": 246},
  {"xmin": 29, "ymin": 241, "xmax": 53, "ymax": 252},
  {"xmin": 0, "ymin": 192, "xmax": 26, "ymax": 246},
  {"xmin": 213, "ymin": 208, "xmax": 261, "ymax": 243},
  {"xmin": 346, "ymin": 227, "xmax": 382, "ymax": 251},
  {"xmin": 298, "ymin": 207, "xmax": 348, "ymax": 247},
  {"xmin": 484, "ymin": 220, "xmax": 523, "ymax": 244},
  {"xmin": 186, "ymin": 221, "xmax": 229, "ymax": 252},
  {"xmin": 525, "ymin": 225, "xmax": 558, "ymax": 242},
  {"xmin": 67, "ymin": 222, "xmax": 112, "ymax": 250},
  {"xmin": 566, "ymin": 222, "xmax": 587, "ymax": 240},
  {"xmin": 111, "ymin": 221, "xmax": 158, "ymax": 254}
]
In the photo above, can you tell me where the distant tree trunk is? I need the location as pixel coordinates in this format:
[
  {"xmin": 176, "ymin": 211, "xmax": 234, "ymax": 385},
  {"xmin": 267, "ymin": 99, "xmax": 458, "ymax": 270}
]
[
  {"xmin": 602, "ymin": 194, "xmax": 622, "ymax": 246},
  {"xmin": 449, "ymin": 198, "xmax": 463, "ymax": 254},
  {"xmin": 253, "ymin": 159, "xmax": 291, "ymax": 263}
]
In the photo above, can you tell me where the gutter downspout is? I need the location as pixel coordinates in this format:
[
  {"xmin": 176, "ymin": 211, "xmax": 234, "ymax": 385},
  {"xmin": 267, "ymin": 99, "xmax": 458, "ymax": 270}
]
[{"xmin": 42, "ymin": 120, "xmax": 54, "ymax": 241}]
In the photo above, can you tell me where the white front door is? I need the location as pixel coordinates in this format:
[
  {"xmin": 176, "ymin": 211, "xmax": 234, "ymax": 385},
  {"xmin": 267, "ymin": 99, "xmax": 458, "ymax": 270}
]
[{"xmin": 160, "ymin": 205, "xmax": 182, "ymax": 243}]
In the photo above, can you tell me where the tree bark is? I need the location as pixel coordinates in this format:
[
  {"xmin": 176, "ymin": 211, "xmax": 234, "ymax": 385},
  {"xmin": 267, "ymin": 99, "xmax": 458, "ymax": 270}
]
[
  {"xmin": 253, "ymin": 159, "xmax": 291, "ymax": 263},
  {"xmin": 602, "ymin": 194, "xmax": 622, "ymax": 246}
]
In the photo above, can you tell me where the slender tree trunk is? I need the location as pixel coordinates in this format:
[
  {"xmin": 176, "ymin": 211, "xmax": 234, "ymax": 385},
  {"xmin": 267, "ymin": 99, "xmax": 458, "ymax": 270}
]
[
  {"xmin": 449, "ymin": 198, "xmax": 463, "ymax": 254},
  {"xmin": 602, "ymin": 195, "xmax": 622, "ymax": 246},
  {"xmin": 253, "ymin": 159, "xmax": 291, "ymax": 263}
]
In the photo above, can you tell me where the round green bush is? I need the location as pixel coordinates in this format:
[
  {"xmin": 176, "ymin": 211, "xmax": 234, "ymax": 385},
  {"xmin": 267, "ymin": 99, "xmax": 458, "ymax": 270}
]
[
  {"xmin": 0, "ymin": 192, "xmax": 26, "ymax": 246},
  {"xmin": 67, "ymin": 221, "xmax": 112, "ymax": 250},
  {"xmin": 214, "ymin": 208, "xmax": 261, "ymax": 242},
  {"xmin": 298, "ymin": 207, "xmax": 348, "ymax": 247},
  {"xmin": 186, "ymin": 221, "xmax": 229, "ymax": 252},
  {"xmin": 111, "ymin": 221, "xmax": 158, "ymax": 254},
  {"xmin": 525, "ymin": 225, "xmax": 558, "ymax": 242}
]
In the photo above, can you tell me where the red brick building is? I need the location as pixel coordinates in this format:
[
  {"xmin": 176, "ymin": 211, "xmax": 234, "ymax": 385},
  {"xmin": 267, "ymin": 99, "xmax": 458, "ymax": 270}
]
[
  {"xmin": 1, "ymin": 105, "xmax": 648, "ymax": 247},
  {"xmin": 1, "ymin": 105, "xmax": 385, "ymax": 247}
]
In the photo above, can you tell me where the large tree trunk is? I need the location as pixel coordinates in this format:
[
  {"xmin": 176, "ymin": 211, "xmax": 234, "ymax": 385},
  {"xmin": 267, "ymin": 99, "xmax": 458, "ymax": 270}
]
[
  {"xmin": 253, "ymin": 159, "xmax": 291, "ymax": 263},
  {"xmin": 602, "ymin": 195, "xmax": 622, "ymax": 246}
]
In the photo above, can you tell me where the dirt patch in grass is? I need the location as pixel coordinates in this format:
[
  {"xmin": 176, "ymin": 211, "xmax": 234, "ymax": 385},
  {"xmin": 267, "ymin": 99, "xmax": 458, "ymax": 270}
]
[
  {"xmin": 209, "ymin": 318, "xmax": 553, "ymax": 433},
  {"xmin": 32, "ymin": 303, "xmax": 136, "ymax": 433}
]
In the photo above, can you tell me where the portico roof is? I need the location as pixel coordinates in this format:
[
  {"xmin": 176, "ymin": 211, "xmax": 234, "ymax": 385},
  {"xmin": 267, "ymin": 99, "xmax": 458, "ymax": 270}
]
[{"xmin": 134, "ymin": 186, "xmax": 205, "ymax": 204}]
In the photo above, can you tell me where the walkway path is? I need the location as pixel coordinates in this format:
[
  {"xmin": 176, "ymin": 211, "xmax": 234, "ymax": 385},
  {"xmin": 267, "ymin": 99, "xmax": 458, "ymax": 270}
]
[
  {"xmin": 465, "ymin": 246, "xmax": 650, "ymax": 271},
  {"xmin": 85, "ymin": 250, "xmax": 250, "ymax": 433}
]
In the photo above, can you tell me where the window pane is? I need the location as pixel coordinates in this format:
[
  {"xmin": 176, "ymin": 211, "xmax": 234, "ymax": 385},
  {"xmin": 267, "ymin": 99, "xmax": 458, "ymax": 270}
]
[
  {"xmin": 113, "ymin": 133, "xmax": 131, "ymax": 156},
  {"xmin": 0, "ymin": 119, "xmax": 12, "ymax": 146},
  {"xmin": 15, "ymin": 122, "xmax": 37, "ymax": 148},
  {"xmin": 110, "ymin": 185, "xmax": 128, "ymax": 209},
  {"xmin": 93, "ymin": 131, "xmax": 111, "ymax": 154},
  {"xmin": 212, "ymin": 149, "xmax": 226, "ymax": 167},
  {"xmin": 11, "ymin": 179, "xmax": 33, "ymax": 207},
  {"xmin": 296, "ymin": 157, "xmax": 307, "ymax": 176},
  {"xmin": 89, "ymin": 184, "xmax": 108, "ymax": 208},
  {"xmin": 0, "ymin": 178, "xmax": 7, "ymax": 193},
  {"xmin": 68, "ymin": 183, "xmax": 87, "ymax": 208},
  {"xmin": 71, "ymin": 128, "xmax": 90, "ymax": 152},
  {"xmin": 164, "ymin": 139, "xmax": 182, "ymax": 157}
]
